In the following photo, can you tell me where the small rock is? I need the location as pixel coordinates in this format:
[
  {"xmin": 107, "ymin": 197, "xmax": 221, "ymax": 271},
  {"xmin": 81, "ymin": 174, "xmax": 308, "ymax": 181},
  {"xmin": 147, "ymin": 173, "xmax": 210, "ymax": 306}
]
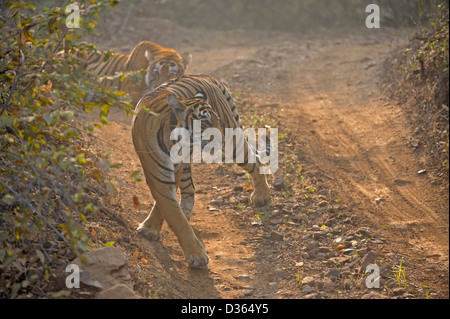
[
  {"xmin": 209, "ymin": 199, "xmax": 224, "ymax": 206},
  {"xmin": 328, "ymin": 256, "xmax": 351, "ymax": 265},
  {"xmin": 410, "ymin": 140, "xmax": 420, "ymax": 148},
  {"xmin": 302, "ymin": 285, "xmax": 313, "ymax": 294},
  {"xmin": 325, "ymin": 269, "xmax": 341, "ymax": 281},
  {"xmin": 233, "ymin": 186, "xmax": 244, "ymax": 192},
  {"xmin": 311, "ymin": 232, "xmax": 326, "ymax": 240},
  {"xmin": 315, "ymin": 292, "xmax": 329, "ymax": 299},
  {"xmin": 343, "ymin": 279, "xmax": 352, "ymax": 290},
  {"xmin": 360, "ymin": 251, "xmax": 379, "ymax": 273},
  {"xmin": 270, "ymin": 218, "xmax": 283, "ymax": 225},
  {"xmin": 80, "ymin": 271, "xmax": 104, "ymax": 289},
  {"xmin": 302, "ymin": 276, "xmax": 315, "ymax": 286},
  {"xmin": 321, "ymin": 278, "xmax": 336, "ymax": 293},
  {"xmin": 271, "ymin": 209, "xmax": 282, "ymax": 217},
  {"xmin": 307, "ymin": 251, "xmax": 317, "ymax": 260},
  {"xmin": 269, "ymin": 230, "xmax": 284, "ymax": 241},
  {"xmin": 392, "ymin": 287, "xmax": 407, "ymax": 296},
  {"xmin": 318, "ymin": 247, "xmax": 331, "ymax": 254},
  {"xmin": 357, "ymin": 229, "xmax": 373, "ymax": 238},
  {"xmin": 72, "ymin": 247, "xmax": 132, "ymax": 291},
  {"xmin": 272, "ymin": 175, "xmax": 285, "ymax": 190},
  {"xmin": 95, "ymin": 284, "xmax": 140, "ymax": 299},
  {"xmin": 243, "ymin": 289, "xmax": 254, "ymax": 296},
  {"xmin": 418, "ymin": 169, "xmax": 427, "ymax": 174},
  {"xmin": 236, "ymin": 274, "xmax": 250, "ymax": 280},
  {"xmin": 306, "ymin": 242, "xmax": 319, "ymax": 251},
  {"xmin": 292, "ymin": 213, "xmax": 307, "ymax": 222}
]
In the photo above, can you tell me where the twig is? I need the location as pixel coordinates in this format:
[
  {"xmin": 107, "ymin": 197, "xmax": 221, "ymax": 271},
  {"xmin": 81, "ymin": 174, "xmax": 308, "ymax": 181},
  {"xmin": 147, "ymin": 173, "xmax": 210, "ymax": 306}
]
[
  {"xmin": 19, "ymin": 29, "xmax": 68, "ymax": 98},
  {"xmin": 0, "ymin": 181, "xmax": 69, "ymax": 245},
  {"xmin": 0, "ymin": 49, "xmax": 24, "ymax": 117}
]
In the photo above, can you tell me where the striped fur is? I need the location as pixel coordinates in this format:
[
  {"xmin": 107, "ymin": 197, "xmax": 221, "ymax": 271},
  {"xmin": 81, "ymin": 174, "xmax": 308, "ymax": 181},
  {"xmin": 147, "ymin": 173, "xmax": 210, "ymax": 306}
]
[
  {"xmin": 81, "ymin": 41, "xmax": 191, "ymax": 105},
  {"xmin": 131, "ymin": 75, "xmax": 270, "ymax": 267}
]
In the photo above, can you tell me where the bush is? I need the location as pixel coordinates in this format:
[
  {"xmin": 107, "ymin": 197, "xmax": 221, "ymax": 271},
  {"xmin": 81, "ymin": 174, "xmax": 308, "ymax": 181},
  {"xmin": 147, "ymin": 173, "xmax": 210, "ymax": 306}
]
[{"xmin": 0, "ymin": 0, "xmax": 129, "ymax": 298}]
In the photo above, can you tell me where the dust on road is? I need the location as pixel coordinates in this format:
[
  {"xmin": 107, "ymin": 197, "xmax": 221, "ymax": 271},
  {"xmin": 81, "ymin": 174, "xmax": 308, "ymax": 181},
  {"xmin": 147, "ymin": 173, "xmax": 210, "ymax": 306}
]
[{"xmin": 86, "ymin": 25, "xmax": 448, "ymax": 298}]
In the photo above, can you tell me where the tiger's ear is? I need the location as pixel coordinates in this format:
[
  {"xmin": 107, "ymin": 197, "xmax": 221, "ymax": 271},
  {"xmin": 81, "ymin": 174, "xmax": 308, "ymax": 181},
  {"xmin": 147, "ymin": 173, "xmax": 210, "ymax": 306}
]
[
  {"xmin": 182, "ymin": 53, "xmax": 192, "ymax": 67},
  {"xmin": 144, "ymin": 50, "xmax": 154, "ymax": 62},
  {"xmin": 167, "ymin": 94, "xmax": 186, "ymax": 120},
  {"xmin": 195, "ymin": 91, "xmax": 207, "ymax": 102}
]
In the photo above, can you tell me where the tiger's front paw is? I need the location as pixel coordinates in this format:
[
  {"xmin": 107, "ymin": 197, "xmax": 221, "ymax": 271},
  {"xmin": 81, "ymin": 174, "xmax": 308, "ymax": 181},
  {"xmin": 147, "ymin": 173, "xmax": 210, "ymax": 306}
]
[
  {"xmin": 186, "ymin": 249, "xmax": 209, "ymax": 268},
  {"xmin": 183, "ymin": 239, "xmax": 209, "ymax": 267},
  {"xmin": 137, "ymin": 225, "xmax": 161, "ymax": 241}
]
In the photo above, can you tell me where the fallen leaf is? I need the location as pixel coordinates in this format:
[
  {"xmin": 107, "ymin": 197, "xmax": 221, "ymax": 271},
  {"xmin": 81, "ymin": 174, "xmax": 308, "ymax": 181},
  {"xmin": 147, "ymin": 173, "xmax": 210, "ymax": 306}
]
[
  {"xmin": 132, "ymin": 249, "xmax": 139, "ymax": 260},
  {"xmin": 140, "ymin": 258, "xmax": 148, "ymax": 265},
  {"xmin": 132, "ymin": 195, "xmax": 140, "ymax": 209},
  {"xmin": 245, "ymin": 185, "xmax": 254, "ymax": 192}
]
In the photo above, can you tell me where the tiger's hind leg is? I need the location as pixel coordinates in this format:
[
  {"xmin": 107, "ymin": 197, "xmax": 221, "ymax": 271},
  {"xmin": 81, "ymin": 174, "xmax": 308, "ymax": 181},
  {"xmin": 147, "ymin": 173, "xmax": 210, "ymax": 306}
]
[
  {"xmin": 236, "ymin": 141, "xmax": 271, "ymax": 207},
  {"xmin": 179, "ymin": 163, "xmax": 195, "ymax": 220}
]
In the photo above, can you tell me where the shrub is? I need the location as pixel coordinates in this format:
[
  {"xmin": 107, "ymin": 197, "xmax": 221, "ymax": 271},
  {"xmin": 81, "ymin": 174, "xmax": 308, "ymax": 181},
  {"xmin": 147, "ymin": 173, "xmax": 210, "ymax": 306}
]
[{"xmin": 0, "ymin": 0, "xmax": 129, "ymax": 298}]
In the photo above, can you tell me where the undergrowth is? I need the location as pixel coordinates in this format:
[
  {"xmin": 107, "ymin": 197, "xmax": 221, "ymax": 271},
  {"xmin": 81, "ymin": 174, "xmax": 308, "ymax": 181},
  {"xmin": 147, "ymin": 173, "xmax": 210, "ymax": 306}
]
[{"xmin": 0, "ymin": 0, "xmax": 131, "ymax": 298}]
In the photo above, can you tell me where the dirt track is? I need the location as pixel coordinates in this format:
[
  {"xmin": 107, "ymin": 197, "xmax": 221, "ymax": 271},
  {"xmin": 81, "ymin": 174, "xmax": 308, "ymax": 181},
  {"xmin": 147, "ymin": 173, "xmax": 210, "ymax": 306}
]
[{"xmin": 85, "ymin": 24, "xmax": 449, "ymax": 299}]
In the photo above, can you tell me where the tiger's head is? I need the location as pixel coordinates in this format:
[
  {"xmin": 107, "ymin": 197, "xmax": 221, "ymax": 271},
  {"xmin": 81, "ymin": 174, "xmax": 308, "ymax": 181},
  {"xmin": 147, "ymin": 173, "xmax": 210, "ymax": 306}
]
[
  {"xmin": 167, "ymin": 92, "xmax": 220, "ymax": 147},
  {"xmin": 145, "ymin": 50, "xmax": 191, "ymax": 91}
]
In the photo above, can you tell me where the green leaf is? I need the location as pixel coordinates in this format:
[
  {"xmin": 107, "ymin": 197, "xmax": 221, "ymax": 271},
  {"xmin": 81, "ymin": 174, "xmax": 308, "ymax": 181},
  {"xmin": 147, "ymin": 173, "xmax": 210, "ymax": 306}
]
[
  {"xmin": 76, "ymin": 153, "xmax": 87, "ymax": 165},
  {"xmin": 36, "ymin": 249, "xmax": 45, "ymax": 264},
  {"xmin": 103, "ymin": 241, "xmax": 115, "ymax": 247},
  {"xmin": 21, "ymin": 280, "xmax": 30, "ymax": 288}
]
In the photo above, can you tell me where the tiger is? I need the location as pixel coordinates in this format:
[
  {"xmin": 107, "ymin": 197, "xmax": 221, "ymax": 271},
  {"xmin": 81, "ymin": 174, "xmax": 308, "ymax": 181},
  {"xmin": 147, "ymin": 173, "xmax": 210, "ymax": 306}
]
[
  {"xmin": 131, "ymin": 75, "xmax": 271, "ymax": 267},
  {"xmin": 79, "ymin": 41, "xmax": 191, "ymax": 105}
]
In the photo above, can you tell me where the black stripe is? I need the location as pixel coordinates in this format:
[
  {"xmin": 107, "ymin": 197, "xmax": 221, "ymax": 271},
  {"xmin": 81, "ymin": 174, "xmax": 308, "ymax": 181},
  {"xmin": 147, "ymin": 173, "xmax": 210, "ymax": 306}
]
[
  {"xmin": 172, "ymin": 82, "xmax": 194, "ymax": 97},
  {"xmin": 103, "ymin": 55, "xmax": 124, "ymax": 76},
  {"xmin": 180, "ymin": 181, "xmax": 193, "ymax": 191},
  {"xmin": 153, "ymin": 187, "xmax": 179, "ymax": 203},
  {"xmin": 180, "ymin": 176, "xmax": 191, "ymax": 182},
  {"xmin": 169, "ymin": 86, "xmax": 185, "ymax": 97},
  {"xmin": 145, "ymin": 168, "xmax": 176, "ymax": 186},
  {"xmin": 183, "ymin": 166, "xmax": 191, "ymax": 173},
  {"xmin": 96, "ymin": 55, "xmax": 117, "ymax": 75},
  {"xmin": 87, "ymin": 53, "xmax": 102, "ymax": 66},
  {"xmin": 144, "ymin": 142, "xmax": 174, "ymax": 173},
  {"xmin": 157, "ymin": 124, "xmax": 170, "ymax": 155}
]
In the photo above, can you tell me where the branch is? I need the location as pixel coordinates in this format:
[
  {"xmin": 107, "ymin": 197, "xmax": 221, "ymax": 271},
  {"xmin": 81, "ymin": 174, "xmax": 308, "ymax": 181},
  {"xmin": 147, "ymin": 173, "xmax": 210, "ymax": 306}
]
[
  {"xmin": 0, "ymin": 49, "xmax": 24, "ymax": 117},
  {"xmin": 0, "ymin": 181, "xmax": 69, "ymax": 245},
  {"xmin": 19, "ymin": 29, "xmax": 68, "ymax": 98}
]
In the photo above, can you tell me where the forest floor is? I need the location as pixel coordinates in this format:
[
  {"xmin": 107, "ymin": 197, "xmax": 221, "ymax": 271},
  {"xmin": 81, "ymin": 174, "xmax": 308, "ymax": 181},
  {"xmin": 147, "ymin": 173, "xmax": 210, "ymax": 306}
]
[{"xmin": 76, "ymin": 19, "xmax": 448, "ymax": 299}]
